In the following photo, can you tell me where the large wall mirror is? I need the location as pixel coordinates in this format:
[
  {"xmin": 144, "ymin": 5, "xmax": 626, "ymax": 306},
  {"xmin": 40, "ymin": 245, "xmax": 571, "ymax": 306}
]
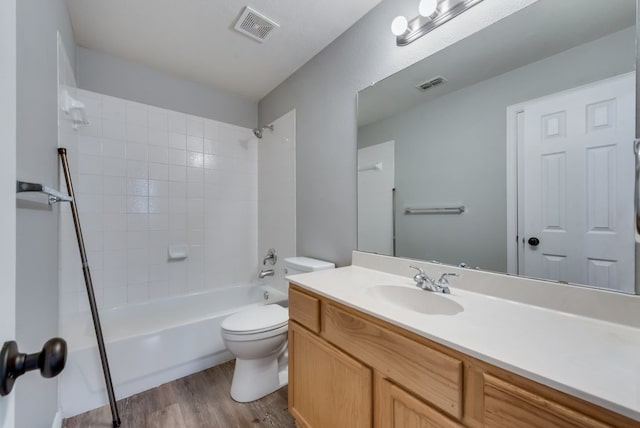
[{"xmin": 357, "ymin": 0, "xmax": 638, "ymax": 294}]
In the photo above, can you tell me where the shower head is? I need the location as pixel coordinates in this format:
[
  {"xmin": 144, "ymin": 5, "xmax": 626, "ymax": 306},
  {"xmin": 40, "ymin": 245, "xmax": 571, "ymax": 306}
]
[{"xmin": 252, "ymin": 124, "xmax": 274, "ymax": 139}]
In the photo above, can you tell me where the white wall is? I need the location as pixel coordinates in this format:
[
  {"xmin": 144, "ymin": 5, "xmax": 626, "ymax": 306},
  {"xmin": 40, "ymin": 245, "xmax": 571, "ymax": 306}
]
[
  {"xmin": 357, "ymin": 28, "xmax": 635, "ymax": 272},
  {"xmin": 258, "ymin": 0, "xmax": 538, "ymax": 266},
  {"xmin": 258, "ymin": 110, "xmax": 296, "ymax": 293},
  {"xmin": 76, "ymin": 47, "xmax": 258, "ymax": 129},
  {"xmin": 59, "ymin": 90, "xmax": 258, "ymax": 325},
  {"xmin": 0, "ymin": 1, "xmax": 16, "ymax": 427},
  {"xmin": 15, "ymin": 0, "xmax": 75, "ymax": 426}
]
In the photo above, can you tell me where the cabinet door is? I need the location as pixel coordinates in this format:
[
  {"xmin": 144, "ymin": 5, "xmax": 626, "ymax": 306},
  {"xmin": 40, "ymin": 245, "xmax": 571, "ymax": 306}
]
[
  {"xmin": 289, "ymin": 321, "xmax": 372, "ymax": 428},
  {"xmin": 376, "ymin": 376, "xmax": 463, "ymax": 428},
  {"xmin": 483, "ymin": 374, "xmax": 610, "ymax": 428}
]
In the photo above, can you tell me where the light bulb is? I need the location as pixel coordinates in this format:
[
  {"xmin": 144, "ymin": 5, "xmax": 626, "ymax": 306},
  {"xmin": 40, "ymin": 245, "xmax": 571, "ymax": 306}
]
[
  {"xmin": 419, "ymin": 0, "xmax": 438, "ymax": 17},
  {"xmin": 391, "ymin": 16, "xmax": 408, "ymax": 36}
]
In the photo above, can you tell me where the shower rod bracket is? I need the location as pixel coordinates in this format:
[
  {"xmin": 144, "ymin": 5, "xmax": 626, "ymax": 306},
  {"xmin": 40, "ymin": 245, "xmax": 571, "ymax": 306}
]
[{"xmin": 16, "ymin": 180, "xmax": 73, "ymax": 204}]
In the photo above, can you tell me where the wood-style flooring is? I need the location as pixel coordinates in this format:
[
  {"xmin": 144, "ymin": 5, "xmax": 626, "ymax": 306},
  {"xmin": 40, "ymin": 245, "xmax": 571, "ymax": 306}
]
[{"xmin": 63, "ymin": 361, "xmax": 296, "ymax": 428}]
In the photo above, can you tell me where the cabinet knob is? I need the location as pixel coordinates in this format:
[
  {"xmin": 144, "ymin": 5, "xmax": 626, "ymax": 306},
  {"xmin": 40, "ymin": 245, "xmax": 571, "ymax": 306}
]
[{"xmin": 0, "ymin": 337, "xmax": 67, "ymax": 396}]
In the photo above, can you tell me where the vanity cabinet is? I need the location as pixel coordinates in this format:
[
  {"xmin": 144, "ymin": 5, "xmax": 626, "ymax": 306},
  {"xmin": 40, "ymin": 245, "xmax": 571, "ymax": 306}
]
[{"xmin": 288, "ymin": 284, "xmax": 640, "ymax": 428}]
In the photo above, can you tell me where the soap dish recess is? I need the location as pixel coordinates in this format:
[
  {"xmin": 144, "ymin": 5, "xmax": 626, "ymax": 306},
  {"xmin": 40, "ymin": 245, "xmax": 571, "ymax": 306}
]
[{"xmin": 168, "ymin": 244, "xmax": 188, "ymax": 260}]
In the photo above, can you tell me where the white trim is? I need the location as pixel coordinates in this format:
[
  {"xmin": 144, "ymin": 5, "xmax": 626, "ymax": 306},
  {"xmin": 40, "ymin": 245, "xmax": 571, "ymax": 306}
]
[
  {"xmin": 0, "ymin": 1, "xmax": 17, "ymax": 427},
  {"xmin": 506, "ymin": 105, "xmax": 524, "ymax": 275},
  {"xmin": 51, "ymin": 411, "xmax": 63, "ymax": 428}
]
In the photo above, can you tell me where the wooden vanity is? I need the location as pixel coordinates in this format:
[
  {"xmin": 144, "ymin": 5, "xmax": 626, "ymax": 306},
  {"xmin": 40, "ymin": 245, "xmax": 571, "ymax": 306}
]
[{"xmin": 288, "ymin": 284, "xmax": 640, "ymax": 428}]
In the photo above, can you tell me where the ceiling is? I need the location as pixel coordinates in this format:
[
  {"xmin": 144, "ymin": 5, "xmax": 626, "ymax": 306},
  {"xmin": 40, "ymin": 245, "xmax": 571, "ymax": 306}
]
[
  {"xmin": 358, "ymin": 0, "xmax": 636, "ymax": 127},
  {"xmin": 66, "ymin": 0, "xmax": 383, "ymax": 101}
]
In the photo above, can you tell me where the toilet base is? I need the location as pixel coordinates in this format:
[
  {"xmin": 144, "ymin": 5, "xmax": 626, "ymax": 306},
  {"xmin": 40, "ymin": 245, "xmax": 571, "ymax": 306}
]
[{"xmin": 229, "ymin": 345, "xmax": 288, "ymax": 402}]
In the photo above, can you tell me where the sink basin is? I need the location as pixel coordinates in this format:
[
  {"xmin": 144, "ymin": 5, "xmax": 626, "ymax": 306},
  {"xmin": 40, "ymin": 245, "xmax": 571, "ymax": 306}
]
[{"xmin": 365, "ymin": 285, "xmax": 464, "ymax": 316}]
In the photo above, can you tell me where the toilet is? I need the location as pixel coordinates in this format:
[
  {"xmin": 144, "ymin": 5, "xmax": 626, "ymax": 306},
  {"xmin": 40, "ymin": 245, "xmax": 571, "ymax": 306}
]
[{"xmin": 221, "ymin": 256, "xmax": 335, "ymax": 402}]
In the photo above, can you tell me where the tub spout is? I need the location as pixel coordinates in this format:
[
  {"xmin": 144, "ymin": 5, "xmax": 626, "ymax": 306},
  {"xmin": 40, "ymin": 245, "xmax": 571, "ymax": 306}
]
[{"xmin": 259, "ymin": 269, "xmax": 274, "ymax": 279}]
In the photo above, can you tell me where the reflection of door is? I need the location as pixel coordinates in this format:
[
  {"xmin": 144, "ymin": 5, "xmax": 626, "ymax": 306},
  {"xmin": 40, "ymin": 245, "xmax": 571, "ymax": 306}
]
[
  {"xmin": 519, "ymin": 73, "xmax": 634, "ymax": 292},
  {"xmin": 358, "ymin": 141, "xmax": 395, "ymax": 255},
  {"xmin": 0, "ymin": 1, "xmax": 17, "ymax": 427}
]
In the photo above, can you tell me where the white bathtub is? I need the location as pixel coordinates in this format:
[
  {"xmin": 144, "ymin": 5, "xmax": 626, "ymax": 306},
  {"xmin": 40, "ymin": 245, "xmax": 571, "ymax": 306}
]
[{"xmin": 59, "ymin": 284, "xmax": 287, "ymax": 417}]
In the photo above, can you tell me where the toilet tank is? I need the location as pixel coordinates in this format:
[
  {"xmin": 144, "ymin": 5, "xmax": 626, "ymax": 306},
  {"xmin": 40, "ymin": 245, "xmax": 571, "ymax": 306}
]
[{"xmin": 284, "ymin": 257, "xmax": 335, "ymax": 276}]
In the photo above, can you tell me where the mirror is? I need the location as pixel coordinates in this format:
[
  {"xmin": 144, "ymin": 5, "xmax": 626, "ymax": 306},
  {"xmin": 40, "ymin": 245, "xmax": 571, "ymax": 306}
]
[{"xmin": 357, "ymin": 0, "xmax": 637, "ymax": 294}]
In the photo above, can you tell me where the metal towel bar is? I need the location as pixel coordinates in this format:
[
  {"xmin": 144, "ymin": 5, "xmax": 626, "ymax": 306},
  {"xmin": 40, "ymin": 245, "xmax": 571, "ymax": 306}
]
[
  {"xmin": 404, "ymin": 206, "xmax": 465, "ymax": 215},
  {"xmin": 16, "ymin": 181, "xmax": 72, "ymax": 204}
]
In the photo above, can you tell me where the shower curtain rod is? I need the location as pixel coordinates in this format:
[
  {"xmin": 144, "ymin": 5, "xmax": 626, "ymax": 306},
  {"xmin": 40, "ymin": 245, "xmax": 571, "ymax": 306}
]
[{"xmin": 58, "ymin": 148, "xmax": 121, "ymax": 428}]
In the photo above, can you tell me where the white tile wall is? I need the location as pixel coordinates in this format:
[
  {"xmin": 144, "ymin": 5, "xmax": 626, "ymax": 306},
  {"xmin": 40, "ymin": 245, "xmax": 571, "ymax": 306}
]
[{"xmin": 59, "ymin": 90, "xmax": 258, "ymax": 320}]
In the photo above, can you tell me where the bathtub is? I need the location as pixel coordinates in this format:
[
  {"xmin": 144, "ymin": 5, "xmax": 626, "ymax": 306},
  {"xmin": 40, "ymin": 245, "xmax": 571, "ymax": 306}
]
[{"xmin": 59, "ymin": 284, "xmax": 287, "ymax": 417}]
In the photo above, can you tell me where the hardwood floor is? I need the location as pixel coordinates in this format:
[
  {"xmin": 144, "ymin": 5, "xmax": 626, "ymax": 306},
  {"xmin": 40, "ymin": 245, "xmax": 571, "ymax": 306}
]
[{"xmin": 63, "ymin": 361, "xmax": 296, "ymax": 428}]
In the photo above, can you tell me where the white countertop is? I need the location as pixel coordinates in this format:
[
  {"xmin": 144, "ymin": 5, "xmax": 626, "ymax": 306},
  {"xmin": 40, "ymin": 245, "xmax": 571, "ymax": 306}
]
[{"xmin": 288, "ymin": 265, "xmax": 640, "ymax": 422}]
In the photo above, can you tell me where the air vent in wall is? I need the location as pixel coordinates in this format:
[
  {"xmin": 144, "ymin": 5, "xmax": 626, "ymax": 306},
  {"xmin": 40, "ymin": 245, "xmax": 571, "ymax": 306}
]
[
  {"xmin": 416, "ymin": 76, "xmax": 447, "ymax": 91},
  {"xmin": 234, "ymin": 6, "xmax": 280, "ymax": 43}
]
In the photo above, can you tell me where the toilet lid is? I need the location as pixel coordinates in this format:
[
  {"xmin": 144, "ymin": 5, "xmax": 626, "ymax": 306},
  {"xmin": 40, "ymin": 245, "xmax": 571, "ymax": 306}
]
[{"xmin": 221, "ymin": 304, "xmax": 289, "ymax": 334}]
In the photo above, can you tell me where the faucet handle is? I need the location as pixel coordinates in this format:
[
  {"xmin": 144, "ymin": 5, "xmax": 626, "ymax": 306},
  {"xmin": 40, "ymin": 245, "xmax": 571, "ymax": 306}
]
[
  {"xmin": 410, "ymin": 265, "xmax": 428, "ymax": 287},
  {"xmin": 263, "ymin": 248, "xmax": 278, "ymax": 266},
  {"xmin": 437, "ymin": 272, "xmax": 459, "ymax": 285},
  {"xmin": 409, "ymin": 265, "xmax": 425, "ymax": 275}
]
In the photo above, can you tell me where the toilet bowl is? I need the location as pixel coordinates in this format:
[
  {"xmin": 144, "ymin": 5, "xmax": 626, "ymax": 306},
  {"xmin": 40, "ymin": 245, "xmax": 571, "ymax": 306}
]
[
  {"xmin": 221, "ymin": 256, "xmax": 335, "ymax": 402},
  {"xmin": 221, "ymin": 304, "xmax": 289, "ymax": 402}
]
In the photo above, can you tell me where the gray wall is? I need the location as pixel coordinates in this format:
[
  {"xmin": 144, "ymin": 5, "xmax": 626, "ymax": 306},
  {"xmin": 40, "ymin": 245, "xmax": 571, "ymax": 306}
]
[
  {"xmin": 76, "ymin": 47, "xmax": 258, "ymax": 129},
  {"xmin": 258, "ymin": 0, "xmax": 535, "ymax": 267},
  {"xmin": 16, "ymin": 1, "xmax": 75, "ymax": 427},
  {"xmin": 358, "ymin": 28, "xmax": 635, "ymax": 272}
]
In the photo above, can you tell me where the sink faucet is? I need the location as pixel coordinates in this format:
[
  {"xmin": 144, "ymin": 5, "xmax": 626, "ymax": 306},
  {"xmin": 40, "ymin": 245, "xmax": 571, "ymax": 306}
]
[
  {"xmin": 259, "ymin": 269, "xmax": 275, "ymax": 279},
  {"xmin": 409, "ymin": 266, "xmax": 457, "ymax": 294}
]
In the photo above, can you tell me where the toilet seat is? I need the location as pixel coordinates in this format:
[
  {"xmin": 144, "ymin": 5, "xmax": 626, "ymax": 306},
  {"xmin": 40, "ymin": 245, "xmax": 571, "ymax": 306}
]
[
  {"xmin": 221, "ymin": 304, "xmax": 288, "ymax": 336},
  {"xmin": 221, "ymin": 324, "xmax": 288, "ymax": 342}
]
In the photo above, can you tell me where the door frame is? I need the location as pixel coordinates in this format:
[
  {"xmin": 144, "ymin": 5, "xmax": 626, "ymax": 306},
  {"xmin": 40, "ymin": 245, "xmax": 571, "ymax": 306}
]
[
  {"xmin": 506, "ymin": 105, "xmax": 525, "ymax": 275},
  {"xmin": 0, "ymin": 0, "xmax": 17, "ymax": 427}
]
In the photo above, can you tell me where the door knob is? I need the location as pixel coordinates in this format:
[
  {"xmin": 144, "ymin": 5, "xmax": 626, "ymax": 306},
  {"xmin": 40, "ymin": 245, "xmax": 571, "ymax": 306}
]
[
  {"xmin": 0, "ymin": 337, "xmax": 67, "ymax": 396},
  {"xmin": 528, "ymin": 237, "xmax": 540, "ymax": 246}
]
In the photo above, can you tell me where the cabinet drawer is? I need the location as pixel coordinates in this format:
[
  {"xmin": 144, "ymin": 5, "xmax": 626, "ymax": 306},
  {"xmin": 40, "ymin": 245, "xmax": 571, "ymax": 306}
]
[
  {"xmin": 483, "ymin": 374, "xmax": 610, "ymax": 428},
  {"xmin": 289, "ymin": 286, "xmax": 321, "ymax": 333},
  {"xmin": 323, "ymin": 303, "xmax": 463, "ymax": 420},
  {"xmin": 376, "ymin": 376, "xmax": 463, "ymax": 428}
]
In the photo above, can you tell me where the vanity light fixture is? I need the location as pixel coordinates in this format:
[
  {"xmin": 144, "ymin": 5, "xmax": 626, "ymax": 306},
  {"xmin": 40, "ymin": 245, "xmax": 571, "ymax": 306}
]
[{"xmin": 392, "ymin": 0, "xmax": 484, "ymax": 46}]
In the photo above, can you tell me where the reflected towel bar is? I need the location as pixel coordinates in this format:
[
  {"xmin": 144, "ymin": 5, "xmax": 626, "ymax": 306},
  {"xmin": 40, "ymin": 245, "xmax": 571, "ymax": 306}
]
[
  {"xmin": 405, "ymin": 206, "xmax": 465, "ymax": 215},
  {"xmin": 358, "ymin": 162, "xmax": 383, "ymax": 172},
  {"xmin": 16, "ymin": 181, "xmax": 73, "ymax": 204}
]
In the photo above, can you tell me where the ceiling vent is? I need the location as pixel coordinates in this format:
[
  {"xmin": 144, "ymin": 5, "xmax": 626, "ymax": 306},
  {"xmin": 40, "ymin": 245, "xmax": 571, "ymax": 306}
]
[
  {"xmin": 234, "ymin": 6, "xmax": 280, "ymax": 43},
  {"xmin": 416, "ymin": 76, "xmax": 447, "ymax": 91}
]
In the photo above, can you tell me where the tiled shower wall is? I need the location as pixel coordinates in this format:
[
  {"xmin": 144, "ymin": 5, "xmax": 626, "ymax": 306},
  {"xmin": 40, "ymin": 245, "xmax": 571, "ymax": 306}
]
[{"xmin": 59, "ymin": 90, "xmax": 258, "ymax": 317}]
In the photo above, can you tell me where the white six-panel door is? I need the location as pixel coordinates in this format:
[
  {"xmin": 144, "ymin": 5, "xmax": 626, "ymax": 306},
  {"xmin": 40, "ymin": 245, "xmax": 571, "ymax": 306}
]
[{"xmin": 520, "ymin": 73, "xmax": 635, "ymax": 293}]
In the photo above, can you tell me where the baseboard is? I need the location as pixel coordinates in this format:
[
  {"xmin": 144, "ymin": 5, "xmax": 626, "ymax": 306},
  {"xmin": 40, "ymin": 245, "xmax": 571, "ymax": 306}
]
[{"xmin": 51, "ymin": 411, "xmax": 63, "ymax": 428}]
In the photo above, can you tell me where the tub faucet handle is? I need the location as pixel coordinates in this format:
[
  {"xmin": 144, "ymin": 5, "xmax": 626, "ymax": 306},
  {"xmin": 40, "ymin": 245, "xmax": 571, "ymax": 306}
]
[{"xmin": 263, "ymin": 248, "xmax": 278, "ymax": 266}]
